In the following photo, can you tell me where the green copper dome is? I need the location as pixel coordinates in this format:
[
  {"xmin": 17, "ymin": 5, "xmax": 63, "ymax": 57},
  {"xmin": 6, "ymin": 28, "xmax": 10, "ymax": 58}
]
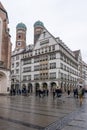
[
  {"xmin": 16, "ymin": 22, "xmax": 27, "ymax": 30},
  {"xmin": 34, "ymin": 20, "xmax": 44, "ymax": 27}
]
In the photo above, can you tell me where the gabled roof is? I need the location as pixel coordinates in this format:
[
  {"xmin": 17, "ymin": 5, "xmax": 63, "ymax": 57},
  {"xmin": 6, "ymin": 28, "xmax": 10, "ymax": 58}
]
[
  {"xmin": 73, "ymin": 49, "xmax": 80, "ymax": 54},
  {"xmin": 0, "ymin": 2, "xmax": 8, "ymax": 20},
  {"xmin": 0, "ymin": 2, "xmax": 6, "ymax": 12},
  {"xmin": 73, "ymin": 50, "xmax": 80, "ymax": 59}
]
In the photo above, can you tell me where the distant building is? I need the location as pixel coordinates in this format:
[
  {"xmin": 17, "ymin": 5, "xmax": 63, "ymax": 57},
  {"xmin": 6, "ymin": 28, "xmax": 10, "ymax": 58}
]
[
  {"xmin": 0, "ymin": 2, "xmax": 12, "ymax": 94},
  {"xmin": 11, "ymin": 20, "xmax": 87, "ymax": 93}
]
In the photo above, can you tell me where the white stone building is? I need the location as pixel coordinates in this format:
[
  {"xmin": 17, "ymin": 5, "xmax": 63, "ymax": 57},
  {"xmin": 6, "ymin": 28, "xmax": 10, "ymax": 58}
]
[{"xmin": 11, "ymin": 20, "xmax": 87, "ymax": 93}]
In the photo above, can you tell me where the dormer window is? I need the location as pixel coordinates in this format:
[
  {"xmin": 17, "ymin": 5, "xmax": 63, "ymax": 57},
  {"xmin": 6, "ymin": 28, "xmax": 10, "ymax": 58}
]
[
  {"xmin": 43, "ymin": 31, "xmax": 46, "ymax": 38},
  {"xmin": 52, "ymin": 45, "xmax": 55, "ymax": 51}
]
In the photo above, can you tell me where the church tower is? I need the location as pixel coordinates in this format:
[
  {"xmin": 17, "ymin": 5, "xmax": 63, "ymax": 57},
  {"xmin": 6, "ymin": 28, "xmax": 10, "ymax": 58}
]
[
  {"xmin": 0, "ymin": 2, "xmax": 12, "ymax": 94},
  {"xmin": 15, "ymin": 22, "xmax": 27, "ymax": 50},
  {"xmin": 34, "ymin": 20, "xmax": 44, "ymax": 45}
]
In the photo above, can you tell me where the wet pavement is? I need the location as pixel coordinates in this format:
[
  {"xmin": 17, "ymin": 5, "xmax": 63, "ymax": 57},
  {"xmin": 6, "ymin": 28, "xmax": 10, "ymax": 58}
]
[{"xmin": 0, "ymin": 93, "xmax": 87, "ymax": 130}]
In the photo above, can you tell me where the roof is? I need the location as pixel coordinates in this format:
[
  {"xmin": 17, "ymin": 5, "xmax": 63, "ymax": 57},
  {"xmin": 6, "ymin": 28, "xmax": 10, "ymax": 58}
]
[
  {"xmin": 34, "ymin": 20, "xmax": 44, "ymax": 27},
  {"xmin": 0, "ymin": 2, "xmax": 6, "ymax": 12},
  {"xmin": 16, "ymin": 22, "xmax": 27, "ymax": 30},
  {"xmin": 73, "ymin": 50, "xmax": 80, "ymax": 59},
  {"xmin": 0, "ymin": 2, "xmax": 8, "ymax": 20}
]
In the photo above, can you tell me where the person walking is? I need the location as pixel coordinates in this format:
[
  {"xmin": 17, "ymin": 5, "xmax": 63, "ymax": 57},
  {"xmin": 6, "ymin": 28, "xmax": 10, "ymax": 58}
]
[
  {"xmin": 52, "ymin": 86, "xmax": 56, "ymax": 99},
  {"xmin": 67, "ymin": 86, "xmax": 71, "ymax": 96},
  {"xmin": 73, "ymin": 87, "xmax": 78, "ymax": 98},
  {"xmin": 78, "ymin": 86, "xmax": 83, "ymax": 106}
]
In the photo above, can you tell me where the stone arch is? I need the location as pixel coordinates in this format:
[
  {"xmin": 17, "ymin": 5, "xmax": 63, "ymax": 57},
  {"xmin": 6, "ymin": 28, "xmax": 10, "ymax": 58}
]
[
  {"xmin": 28, "ymin": 83, "xmax": 33, "ymax": 93},
  {"xmin": 0, "ymin": 71, "xmax": 9, "ymax": 94},
  {"xmin": 42, "ymin": 82, "xmax": 48, "ymax": 89},
  {"xmin": 22, "ymin": 83, "xmax": 26, "ymax": 89},
  {"xmin": 50, "ymin": 82, "xmax": 57, "ymax": 91},
  {"xmin": 35, "ymin": 83, "xmax": 40, "ymax": 90}
]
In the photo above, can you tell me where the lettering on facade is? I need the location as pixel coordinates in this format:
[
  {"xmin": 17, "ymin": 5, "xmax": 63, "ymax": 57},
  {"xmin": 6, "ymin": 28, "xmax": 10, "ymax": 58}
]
[{"xmin": 40, "ymin": 39, "xmax": 49, "ymax": 46}]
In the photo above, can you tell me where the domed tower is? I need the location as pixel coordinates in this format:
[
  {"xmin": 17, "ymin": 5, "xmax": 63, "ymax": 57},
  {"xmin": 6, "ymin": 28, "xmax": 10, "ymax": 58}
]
[
  {"xmin": 34, "ymin": 20, "xmax": 44, "ymax": 45},
  {"xmin": 15, "ymin": 22, "xmax": 27, "ymax": 50}
]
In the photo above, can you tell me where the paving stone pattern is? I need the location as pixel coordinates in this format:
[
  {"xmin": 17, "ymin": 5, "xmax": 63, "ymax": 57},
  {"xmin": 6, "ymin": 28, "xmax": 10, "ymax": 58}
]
[{"xmin": 0, "ymin": 93, "xmax": 87, "ymax": 130}]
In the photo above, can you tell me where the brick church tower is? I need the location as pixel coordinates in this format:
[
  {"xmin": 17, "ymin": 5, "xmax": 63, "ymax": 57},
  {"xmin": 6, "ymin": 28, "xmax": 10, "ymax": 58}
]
[
  {"xmin": 0, "ymin": 2, "xmax": 12, "ymax": 94},
  {"xmin": 34, "ymin": 20, "xmax": 44, "ymax": 45},
  {"xmin": 15, "ymin": 22, "xmax": 27, "ymax": 50}
]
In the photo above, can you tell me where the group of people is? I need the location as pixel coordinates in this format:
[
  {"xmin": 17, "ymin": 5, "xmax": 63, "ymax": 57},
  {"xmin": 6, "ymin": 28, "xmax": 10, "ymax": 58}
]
[
  {"xmin": 52, "ymin": 85, "xmax": 85, "ymax": 106},
  {"xmin": 35, "ymin": 86, "xmax": 62, "ymax": 99},
  {"xmin": 10, "ymin": 85, "xmax": 85, "ymax": 106},
  {"xmin": 36, "ymin": 87, "xmax": 49, "ymax": 97},
  {"xmin": 52, "ymin": 86, "xmax": 62, "ymax": 99},
  {"xmin": 10, "ymin": 88, "xmax": 31, "ymax": 96}
]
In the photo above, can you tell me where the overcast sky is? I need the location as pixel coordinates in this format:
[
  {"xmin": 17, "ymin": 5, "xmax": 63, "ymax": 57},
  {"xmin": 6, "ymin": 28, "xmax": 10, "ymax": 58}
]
[{"xmin": 1, "ymin": 0, "xmax": 87, "ymax": 63}]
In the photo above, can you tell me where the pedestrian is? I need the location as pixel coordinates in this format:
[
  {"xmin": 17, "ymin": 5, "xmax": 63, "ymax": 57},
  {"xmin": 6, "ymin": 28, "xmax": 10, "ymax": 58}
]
[
  {"xmin": 78, "ymin": 86, "xmax": 83, "ymax": 106},
  {"xmin": 67, "ymin": 86, "xmax": 71, "ymax": 96},
  {"xmin": 52, "ymin": 86, "xmax": 56, "ymax": 99},
  {"xmin": 73, "ymin": 87, "xmax": 78, "ymax": 98}
]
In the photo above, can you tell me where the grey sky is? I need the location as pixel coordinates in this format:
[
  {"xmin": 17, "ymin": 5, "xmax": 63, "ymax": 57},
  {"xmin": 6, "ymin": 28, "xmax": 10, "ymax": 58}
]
[{"xmin": 1, "ymin": 0, "xmax": 87, "ymax": 63}]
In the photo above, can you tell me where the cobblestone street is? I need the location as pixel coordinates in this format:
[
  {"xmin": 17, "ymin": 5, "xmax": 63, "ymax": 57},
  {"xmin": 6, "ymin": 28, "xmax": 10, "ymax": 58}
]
[{"xmin": 0, "ymin": 93, "xmax": 87, "ymax": 130}]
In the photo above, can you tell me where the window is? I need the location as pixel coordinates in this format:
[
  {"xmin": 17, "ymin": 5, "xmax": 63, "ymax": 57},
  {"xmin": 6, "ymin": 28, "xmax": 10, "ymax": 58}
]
[
  {"xmin": 43, "ymin": 31, "xmax": 46, "ymax": 38},
  {"xmin": 45, "ymin": 47, "xmax": 47, "ymax": 52},
  {"xmin": 40, "ymin": 73, "xmax": 48, "ymax": 80},
  {"xmin": 34, "ymin": 57, "xmax": 39, "ymax": 63},
  {"xmin": 64, "ymin": 65, "xmax": 66, "ymax": 71},
  {"xmin": 23, "ymin": 75, "xmax": 31, "ymax": 81},
  {"xmin": 34, "ymin": 65, "xmax": 39, "ymax": 71},
  {"xmin": 23, "ymin": 59, "xmax": 31, "ymax": 65},
  {"xmin": 16, "ymin": 69, "xmax": 19, "ymax": 74},
  {"xmin": 34, "ymin": 74, "xmax": 39, "ymax": 80},
  {"xmin": 16, "ymin": 55, "xmax": 19, "ymax": 60},
  {"xmin": 50, "ymin": 72, "xmax": 56, "ymax": 79},
  {"xmin": 11, "ymin": 70, "xmax": 14, "ymax": 74},
  {"xmin": 23, "ymin": 76, "xmax": 27, "ymax": 81},
  {"xmin": 18, "ymin": 35, "xmax": 21, "ymax": 39},
  {"xmin": 50, "ymin": 63, "xmax": 56, "ymax": 69},
  {"xmin": 12, "ymin": 63, "xmax": 14, "ymax": 68},
  {"xmin": 49, "ymin": 46, "xmax": 51, "ymax": 51},
  {"xmin": 23, "ymin": 67, "xmax": 31, "ymax": 72},
  {"xmin": 52, "ymin": 45, "xmax": 55, "ymax": 51},
  {"xmin": 17, "ymin": 42, "xmax": 21, "ymax": 46},
  {"xmin": 50, "ymin": 53, "xmax": 56, "ymax": 60},
  {"xmin": 27, "ymin": 75, "xmax": 31, "ymax": 80},
  {"xmin": 60, "ymin": 63, "xmax": 63, "ymax": 69},
  {"xmin": 16, "ymin": 62, "xmax": 19, "ymax": 67}
]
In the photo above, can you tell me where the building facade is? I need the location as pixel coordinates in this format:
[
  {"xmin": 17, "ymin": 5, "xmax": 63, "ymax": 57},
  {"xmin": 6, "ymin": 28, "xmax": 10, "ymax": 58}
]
[
  {"xmin": 0, "ymin": 2, "xmax": 12, "ymax": 94},
  {"xmin": 11, "ymin": 20, "xmax": 87, "ymax": 93}
]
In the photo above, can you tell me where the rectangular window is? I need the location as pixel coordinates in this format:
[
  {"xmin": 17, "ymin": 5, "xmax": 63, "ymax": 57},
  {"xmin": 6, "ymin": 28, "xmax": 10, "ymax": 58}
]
[
  {"xmin": 23, "ymin": 67, "xmax": 31, "ymax": 72},
  {"xmin": 50, "ymin": 72, "xmax": 56, "ymax": 79},
  {"xmin": 23, "ymin": 59, "xmax": 31, "ymax": 65},
  {"xmin": 34, "ymin": 65, "xmax": 39, "ymax": 71},
  {"xmin": 34, "ymin": 74, "xmax": 39, "ymax": 80},
  {"xmin": 16, "ymin": 69, "xmax": 19, "ymax": 74},
  {"xmin": 16, "ymin": 55, "xmax": 19, "ymax": 60},
  {"xmin": 50, "ymin": 63, "xmax": 56, "ymax": 69},
  {"xmin": 50, "ymin": 53, "xmax": 56, "ymax": 60},
  {"xmin": 23, "ymin": 75, "xmax": 31, "ymax": 81},
  {"xmin": 16, "ymin": 62, "xmax": 19, "ymax": 67},
  {"xmin": 12, "ymin": 63, "xmax": 14, "ymax": 68}
]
